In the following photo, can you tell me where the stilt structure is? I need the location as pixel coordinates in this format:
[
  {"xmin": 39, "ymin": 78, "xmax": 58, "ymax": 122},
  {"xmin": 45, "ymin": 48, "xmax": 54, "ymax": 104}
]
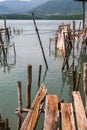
[{"xmin": 74, "ymin": 0, "xmax": 87, "ymax": 28}]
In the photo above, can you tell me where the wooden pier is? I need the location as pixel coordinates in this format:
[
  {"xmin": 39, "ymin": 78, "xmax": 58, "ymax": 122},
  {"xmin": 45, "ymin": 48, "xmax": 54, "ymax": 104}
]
[
  {"xmin": 15, "ymin": 64, "xmax": 87, "ymax": 130},
  {"xmin": 16, "ymin": 87, "xmax": 87, "ymax": 130}
]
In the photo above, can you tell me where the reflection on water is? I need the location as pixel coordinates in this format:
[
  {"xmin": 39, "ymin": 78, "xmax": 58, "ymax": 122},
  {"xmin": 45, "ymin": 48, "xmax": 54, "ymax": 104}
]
[{"xmin": 0, "ymin": 20, "xmax": 85, "ymax": 130}]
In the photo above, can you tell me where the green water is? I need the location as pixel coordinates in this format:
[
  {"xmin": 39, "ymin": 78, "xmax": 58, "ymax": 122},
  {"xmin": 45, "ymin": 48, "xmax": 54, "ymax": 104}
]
[{"xmin": 0, "ymin": 20, "xmax": 85, "ymax": 130}]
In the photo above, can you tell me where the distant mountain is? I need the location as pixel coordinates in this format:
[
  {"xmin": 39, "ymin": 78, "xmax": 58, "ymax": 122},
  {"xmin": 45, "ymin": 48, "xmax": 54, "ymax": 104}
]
[
  {"xmin": 0, "ymin": 4, "xmax": 13, "ymax": 14},
  {"xmin": 0, "ymin": 0, "xmax": 49, "ymax": 14},
  {"xmin": 31, "ymin": 0, "xmax": 82, "ymax": 16}
]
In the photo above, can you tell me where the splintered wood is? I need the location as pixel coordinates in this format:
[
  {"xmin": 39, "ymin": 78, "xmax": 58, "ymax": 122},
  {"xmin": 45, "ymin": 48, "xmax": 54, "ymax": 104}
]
[
  {"xmin": 43, "ymin": 94, "xmax": 59, "ymax": 130},
  {"xmin": 61, "ymin": 103, "xmax": 76, "ymax": 130},
  {"xmin": 20, "ymin": 85, "xmax": 47, "ymax": 130},
  {"xmin": 73, "ymin": 91, "xmax": 87, "ymax": 130},
  {"xmin": 83, "ymin": 63, "xmax": 87, "ymax": 116}
]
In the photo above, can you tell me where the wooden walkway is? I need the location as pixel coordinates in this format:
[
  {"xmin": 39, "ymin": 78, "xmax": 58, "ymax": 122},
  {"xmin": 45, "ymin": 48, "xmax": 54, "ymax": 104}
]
[{"xmin": 19, "ymin": 87, "xmax": 87, "ymax": 130}]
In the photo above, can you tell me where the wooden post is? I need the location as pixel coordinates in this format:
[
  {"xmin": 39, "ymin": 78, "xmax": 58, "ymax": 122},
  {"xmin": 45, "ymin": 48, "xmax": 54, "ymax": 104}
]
[
  {"xmin": 76, "ymin": 72, "xmax": 81, "ymax": 91},
  {"xmin": 26, "ymin": 64, "xmax": 32, "ymax": 109},
  {"xmin": 72, "ymin": 20, "xmax": 75, "ymax": 70},
  {"xmin": 13, "ymin": 42, "xmax": 16, "ymax": 56},
  {"xmin": 4, "ymin": 18, "xmax": 7, "ymax": 30},
  {"xmin": 0, "ymin": 32, "xmax": 6, "ymax": 58},
  {"xmin": 32, "ymin": 12, "xmax": 48, "ymax": 69},
  {"xmin": 5, "ymin": 118, "xmax": 10, "ymax": 130},
  {"xmin": 17, "ymin": 81, "xmax": 23, "ymax": 130},
  {"xmin": 83, "ymin": 63, "xmax": 87, "ymax": 116},
  {"xmin": 38, "ymin": 65, "xmax": 42, "ymax": 87},
  {"xmin": 17, "ymin": 81, "xmax": 22, "ymax": 113},
  {"xmin": 49, "ymin": 38, "xmax": 51, "ymax": 50},
  {"xmin": 72, "ymin": 66, "xmax": 77, "ymax": 91},
  {"xmin": 82, "ymin": 1, "xmax": 85, "ymax": 29}
]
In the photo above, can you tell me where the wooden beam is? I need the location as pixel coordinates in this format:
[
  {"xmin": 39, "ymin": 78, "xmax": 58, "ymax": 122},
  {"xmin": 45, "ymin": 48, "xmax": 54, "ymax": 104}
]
[
  {"xmin": 83, "ymin": 63, "xmax": 87, "ymax": 116},
  {"xmin": 72, "ymin": 91, "xmax": 87, "ymax": 130},
  {"xmin": 61, "ymin": 103, "xmax": 76, "ymax": 130},
  {"xmin": 20, "ymin": 84, "xmax": 47, "ymax": 130},
  {"xmin": 43, "ymin": 94, "xmax": 59, "ymax": 130}
]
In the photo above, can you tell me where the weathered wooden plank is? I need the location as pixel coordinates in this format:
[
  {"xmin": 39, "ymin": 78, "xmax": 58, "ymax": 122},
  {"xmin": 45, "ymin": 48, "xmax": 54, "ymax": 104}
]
[
  {"xmin": 43, "ymin": 94, "xmax": 59, "ymax": 130},
  {"xmin": 83, "ymin": 63, "xmax": 87, "ymax": 116},
  {"xmin": 20, "ymin": 84, "xmax": 47, "ymax": 130},
  {"xmin": 61, "ymin": 103, "xmax": 76, "ymax": 130},
  {"xmin": 73, "ymin": 91, "xmax": 87, "ymax": 130}
]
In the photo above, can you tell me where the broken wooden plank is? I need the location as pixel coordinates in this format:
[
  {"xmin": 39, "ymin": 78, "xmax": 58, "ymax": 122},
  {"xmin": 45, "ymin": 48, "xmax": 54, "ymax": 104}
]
[
  {"xmin": 61, "ymin": 103, "xmax": 76, "ymax": 130},
  {"xmin": 20, "ymin": 84, "xmax": 47, "ymax": 130},
  {"xmin": 83, "ymin": 63, "xmax": 87, "ymax": 116},
  {"xmin": 72, "ymin": 91, "xmax": 87, "ymax": 130},
  {"xmin": 43, "ymin": 94, "xmax": 59, "ymax": 130}
]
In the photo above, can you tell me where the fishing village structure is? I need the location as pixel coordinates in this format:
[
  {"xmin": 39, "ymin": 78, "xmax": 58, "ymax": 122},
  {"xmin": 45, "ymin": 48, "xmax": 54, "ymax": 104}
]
[
  {"xmin": 0, "ymin": 18, "xmax": 16, "ymax": 73},
  {"xmin": 15, "ymin": 13, "xmax": 87, "ymax": 130},
  {"xmin": 0, "ymin": 1, "xmax": 87, "ymax": 130}
]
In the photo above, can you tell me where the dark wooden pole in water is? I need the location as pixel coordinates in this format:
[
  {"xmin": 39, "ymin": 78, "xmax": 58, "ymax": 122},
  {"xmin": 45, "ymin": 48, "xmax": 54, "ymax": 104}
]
[
  {"xmin": 82, "ymin": 1, "xmax": 85, "ymax": 29},
  {"xmin": 72, "ymin": 20, "xmax": 75, "ymax": 70},
  {"xmin": 76, "ymin": 72, "xmax": 81, "ymax": 91},
  {"xmin": 17, "ymin": 81, "xmax": 23, "ymax": 130},
  {"xmin": 26, "ymin": 64, "xmax": 32, "ymax": 109},
  {"xmin": 4, "ymin": 18, "xmax": 7, "ymax": 30},
  {"xmin": 38, "ymin": 65, "xmax": 42, "ymax": 87},
  {"xmin": 72, "ymin": 66, "xmax": 77, "ymax": 91},
  {"xmin": 32, "ymin": 12, "xmax": 48, "ymax": 69},
  {"xmin": 17, "ymin": 81, "xmax": 22, "ymax": 113}
]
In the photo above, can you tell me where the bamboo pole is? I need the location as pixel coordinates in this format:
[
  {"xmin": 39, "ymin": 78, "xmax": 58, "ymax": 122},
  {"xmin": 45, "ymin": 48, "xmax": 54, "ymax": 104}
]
[
  {"xmin": 26, "ymin": 64, "xmax": 32, "ymax": 109},
  {"xmin": 32, "ymin": 12, "xmax": 48, "ymax": 69}
]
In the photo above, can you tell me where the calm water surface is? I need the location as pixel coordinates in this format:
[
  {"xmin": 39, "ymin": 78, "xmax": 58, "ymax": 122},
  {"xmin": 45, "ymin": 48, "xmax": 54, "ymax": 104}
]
[{"xmin": 0, "ymin": 20, "xmax": 85, "ymax": 130}]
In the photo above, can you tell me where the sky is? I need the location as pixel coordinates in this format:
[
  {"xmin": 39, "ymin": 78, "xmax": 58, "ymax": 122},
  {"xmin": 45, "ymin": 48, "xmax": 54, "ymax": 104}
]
[{"xmin": 0, "ymin": 0, "xmax": 31, "ymax": 2}]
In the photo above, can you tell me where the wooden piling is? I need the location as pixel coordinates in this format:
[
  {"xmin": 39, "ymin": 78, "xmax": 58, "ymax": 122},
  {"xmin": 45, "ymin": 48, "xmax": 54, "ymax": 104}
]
[
  {"xmin": 13, "ymin": 42, "xmax": 16, "ymax": 56},
  {"xmin": 38, "ymin": 65, "xmax": 42, "ymax": 87},
  {"xmin": 83, "ymin": 63, "xmax": 87, "ymax": 116},
  {"xmin": 76, "ymin": 72, "xmax": 81, "ymax": 91},
  {"xmin": 32, "ymin": 12, "xmax": 48, "ymax": 69},
  {"xmin": 26, "ymin": 64, "xmax": 32, "ymax": 109},
  {"xmin": 72, "ymin": 20, "xmax": 75, "ymax": 70},
  {"xmin": 5, "ymin": 118, "xmax": 10, "ymax": 130},
  {"xmin": 17, "ymin": 81, "xmax": 22, "ymax": 113},
  {"xmin": 72, "ymin": 66, "xmax": 77, "ymax": 91},
  {"xmin": 4, "ymin": 18, "xmax": 6, "ymax": 30},
  {"xmin": 43, "ymin": 94, "xmax": 59, "ymax": 130}
]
